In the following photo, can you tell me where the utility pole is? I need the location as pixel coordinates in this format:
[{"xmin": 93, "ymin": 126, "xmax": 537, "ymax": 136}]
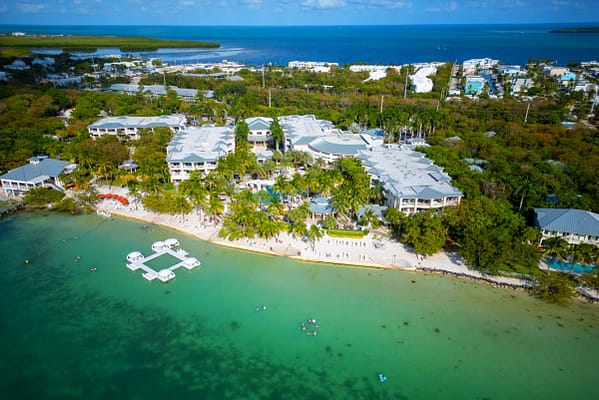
[
  {"xmin": 262, "ymin": 65, "xmax": 265, "ymax": 89},
  {"xmin": 524, "ymin": 101, "xmax": 531, "ymax": 123},
  {"xmin": 268, "ymin": 88, "xmax": 272, "ymax": 108},
  {"xmin": 380, "ymin": 95, "xmax": 384, "ymax": 114}
]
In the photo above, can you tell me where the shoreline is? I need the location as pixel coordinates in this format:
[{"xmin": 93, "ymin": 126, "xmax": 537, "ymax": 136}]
[
  {"xmin": 92, "ymin": 186, "xmax": 535, "ymax": 289},
  {"xmin": 85, "ymin": 185, "xmax": 599, "ymax": 303}
]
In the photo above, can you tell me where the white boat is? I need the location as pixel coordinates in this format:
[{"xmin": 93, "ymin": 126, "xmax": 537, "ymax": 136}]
[{"xmin": 126, "ymin": 251, "xmax": 144, "ymax": 263}]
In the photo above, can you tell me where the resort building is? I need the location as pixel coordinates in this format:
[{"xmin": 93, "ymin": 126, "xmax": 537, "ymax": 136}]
[
  {"xmin": 288, "ymin": 61, "xmax": 339, "ymax": 73},
  {"xmin": 108, "ymin": 84, "xmax": 208, "ymax": 101},
  {"xmin": 510, "ymin": 77, "xmax": 534, "ymax": 97},
  {"xmin": 246, "ymin": 117, "xmax": 274, "ymax": 151},
  {"xmin": 410, "ymin": 66, "xmax": 437, "ymax": 93},
  {"xmin": 88, "ymin": 115, "xmax": 187, "ymax": 140},
  {"xmin": 356, "ymin": 144, "xmax": 462, "ymax": 215},
  {"xmin": 462, "ymin": 58, "xmax": 499, "ymax": 75},
  {"xmin": 498, "ymin": 65, "xmax": 522, "ymax": 76},
  {"xmin": 1, "ymin": 156, "xmax": 77, "ymax": 196},
  {"xmin": 534, "ymin": 208, "xmax": 599, "ymax": 247},
  {"xmin": 166, "ymin": 124, "xmax": 235, "ymax": 183},
  {"xmin": 279, "ymin": 115, "xmax": 384, "ymax": 163}
]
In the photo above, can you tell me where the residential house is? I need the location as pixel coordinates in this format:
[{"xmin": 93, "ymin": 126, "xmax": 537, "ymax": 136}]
[
  {"xmin": 245, "ymin": 117, "xmax": 274, "ymax": 152},
  {"xmin": 1, "ymin": 156, "xmax": 77, "ymax": 196},
  {"xmin": 534, "ymin": 208, "xmax": 599, "ymax": 246}
]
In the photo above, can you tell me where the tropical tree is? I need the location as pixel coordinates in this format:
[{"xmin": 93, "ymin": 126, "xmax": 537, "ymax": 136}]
[
  {"xmin": 531, "ymin": 272, "xmax": 575, "ymax": 304},
  {"xmin": 402, "ymin": 210, "xmax": 447, "ymax": 256},
  {"xmin": 207, "ymin": 193, "xmax": 224, "ymax": 223},
  {"xmin": 308, "ymin": 224, "xmax": 324, "ymax": 250},
  {"xmin": 270, "ymin": 119, "xmax": 284, "ymax": 152},
  {"xmin": 290, "ymin": 220, "xmax": 308, "ymax": 239},
  {"xmin": 235, "ymin": 120, "xmax": 249, "ymax": 150},
  {"xmin": 542, "ymin": 237, "xmax": 569, "ymax": 262},
  {"xmin": 358, "ymin": 208, "xmax": 381, "ymax": 229},
  {"xmin": 384, "ymin": 207, "xmax": 404, "ymax": 237},
  {"xmin": 323, "ymin": 214, "xmax": 338, "ymax": 230}
]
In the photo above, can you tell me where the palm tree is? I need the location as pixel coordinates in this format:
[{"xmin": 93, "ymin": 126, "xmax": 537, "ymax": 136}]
[
  {"xmin": 207, "ymin": 193, "xmax": 224, "ymax": 223},
  {"xmin": 290, "ymin": 220, "xmax": 308, "ymax": 239},
  {"xmin": 359, "ymin": 208, "xmax": 381, "ymax": 230},
  {"xmin": 267, "ymin": 195, "xmax": 285, "ymax": 220},
  {"xmin": 308, "ymin": 224, "xmax": 324, "ymax": 250},
  {"xmin": 270, "ymin": 119, "xmax": 284, "ymax": 152},
  {"xmin": 542, "ymin": 236, "xmax": 569, "ymax": 262},
  {"xmin": 272, "ymin": 174, "xmax": 294, "ymax": 203},
  {"xmin": 569, "ymin": 243, "xmax": 597, "ymax": 271}
]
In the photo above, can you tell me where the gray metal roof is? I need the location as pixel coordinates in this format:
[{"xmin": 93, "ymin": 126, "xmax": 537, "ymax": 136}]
[
  {"xmin": 357, "ymin": 144, "xmax": 463, "ymax": 202},
  {"xmin": 310, "ymin": 197, "xmax": 334, "ymax": 215},
  {"xmin": 534, "ymin": 208, "xmax": 599, "ymax": 237},
  {"xmin": 356, "ymin": 204, "xmax": 387, "ymax": 219},
  {"xmin": 109, "ymin": 84, "xmax": 199, "ymax": 98},
  {"xmin": 166, "ymin": 125, "xmax": 235, "ymax": 164},
  {"xmin": 1, "ymin": 158, "xmax": 74, "ymax": 182},
  {"xmin": 246, "ymin": 117, "xmax": 273, "ymax": 131},
  {"xmin": 89, "ymin": 115, "xmax": 186, "ymax": 130},
  {"xmin": 309, "ymin": 138, "xmax": 367, "ymax": 155}
]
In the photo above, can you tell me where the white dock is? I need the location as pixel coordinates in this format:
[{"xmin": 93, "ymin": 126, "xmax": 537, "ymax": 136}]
[{"xmin": 126, "ymin": 239, "xmax": 201, "ymax": 283}]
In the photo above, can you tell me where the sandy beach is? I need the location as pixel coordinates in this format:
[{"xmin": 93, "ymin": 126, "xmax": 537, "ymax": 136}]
[{"xmin": 90, "ymin": 185, "xmax": 539, "ymax": 291}]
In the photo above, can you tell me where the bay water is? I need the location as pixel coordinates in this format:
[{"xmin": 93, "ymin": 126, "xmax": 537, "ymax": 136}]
[
  {"xmin": 3, "ymin": 24, "xmax": 599, "ymax": 65},
  {"xmin": 1, "ymin": 211, "xmax": 598, "ymax": 399}
]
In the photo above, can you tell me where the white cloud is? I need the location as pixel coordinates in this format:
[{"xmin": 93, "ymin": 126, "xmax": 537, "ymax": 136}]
[
  {"xmin": 425, "ymin": 1, "xmax": 458, "ymax": 12},
  {"xmin": 17, "ymin": 2, "xmax": 47, "ymax": 13},
  {"xmin": 301, "ymin": 0, "xmax": 347, "ymax": 9},
  {"xmin": 364, "ymin": 0, "xmax": 412, "ymax": 8},
  {"xmin": 241, "ymin": 0, "xmax": 263, "ymax": 8}
]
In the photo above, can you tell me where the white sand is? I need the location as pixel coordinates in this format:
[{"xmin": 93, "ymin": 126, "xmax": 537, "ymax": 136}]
[{"xmin": 92, "ymin": 185, "xmax": 531, "ymax": 289}]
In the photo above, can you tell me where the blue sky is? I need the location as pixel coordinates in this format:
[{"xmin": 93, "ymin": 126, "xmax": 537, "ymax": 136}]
[{"xmin": 0, "ymin": 0, "xmax": 597, "ymax": 25}]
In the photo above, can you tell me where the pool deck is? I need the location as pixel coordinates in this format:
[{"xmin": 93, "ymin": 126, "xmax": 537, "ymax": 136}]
[{"xmin": 126, "ymin": 245, "xmax": 200, "ymax": 283}]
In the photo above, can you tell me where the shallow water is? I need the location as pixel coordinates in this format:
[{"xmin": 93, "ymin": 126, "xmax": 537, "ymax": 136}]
[{"xmin": 1, "ymin": 211, "xmax": 598, "ymax": 400}]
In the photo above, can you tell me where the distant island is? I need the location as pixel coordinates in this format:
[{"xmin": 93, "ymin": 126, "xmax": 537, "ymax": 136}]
[
  {"xmin": 0, "ymin": 34, "xmax": 220, "ymax": 53},
  {"xmin": 550, "ymin": 27, "xmax": 599, "ymax": 33}
]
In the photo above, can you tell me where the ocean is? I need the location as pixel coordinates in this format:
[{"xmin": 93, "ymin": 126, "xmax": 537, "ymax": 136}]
[
  {"xmin": 1, "ymin": 211, "xmax": 598, "ymax": 399},
  {"xmin": 2, "ymin": 24, "xmax": 599, "ymax": 66}
]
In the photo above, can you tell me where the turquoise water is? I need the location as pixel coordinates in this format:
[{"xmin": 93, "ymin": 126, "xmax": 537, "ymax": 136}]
[
  {"xmin": 1, "ymin": 211, "xmax": 599, "ymax": 399},
  {"xmin": 546, "ymin": 258, "xmax": 596, "ymax": 274}
]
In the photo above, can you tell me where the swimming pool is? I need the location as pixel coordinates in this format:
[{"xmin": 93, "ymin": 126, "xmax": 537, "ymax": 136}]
[{"xmin": 546, "ymin": 258, "xmax": 596, "ymax": 274}]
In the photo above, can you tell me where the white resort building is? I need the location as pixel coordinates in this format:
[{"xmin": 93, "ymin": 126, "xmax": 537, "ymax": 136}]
[
  {"xmin": 278, "ymin": 115, "xmax": 384, "ymax": 163},
  {"xmin": 1, "ymin": 156, "xmax": 77, "ymax": 196},
  {"xmin": 357, "ymin": 144, "xmax": 462, "ymax": 215},
  {"xmin": 88, "ymin": 115, "xmax": 187, "ymax": 140},
  {"xmin": 288, "ymin": 61, "xmax": 339, "ymax": 73},
  {"xmin": 246, "ymin": 117, "xmax": 274, "ymax": 151},
  {"xmin": 166, "ymin": 124, "xmax": 235, "ymax": 183}
]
